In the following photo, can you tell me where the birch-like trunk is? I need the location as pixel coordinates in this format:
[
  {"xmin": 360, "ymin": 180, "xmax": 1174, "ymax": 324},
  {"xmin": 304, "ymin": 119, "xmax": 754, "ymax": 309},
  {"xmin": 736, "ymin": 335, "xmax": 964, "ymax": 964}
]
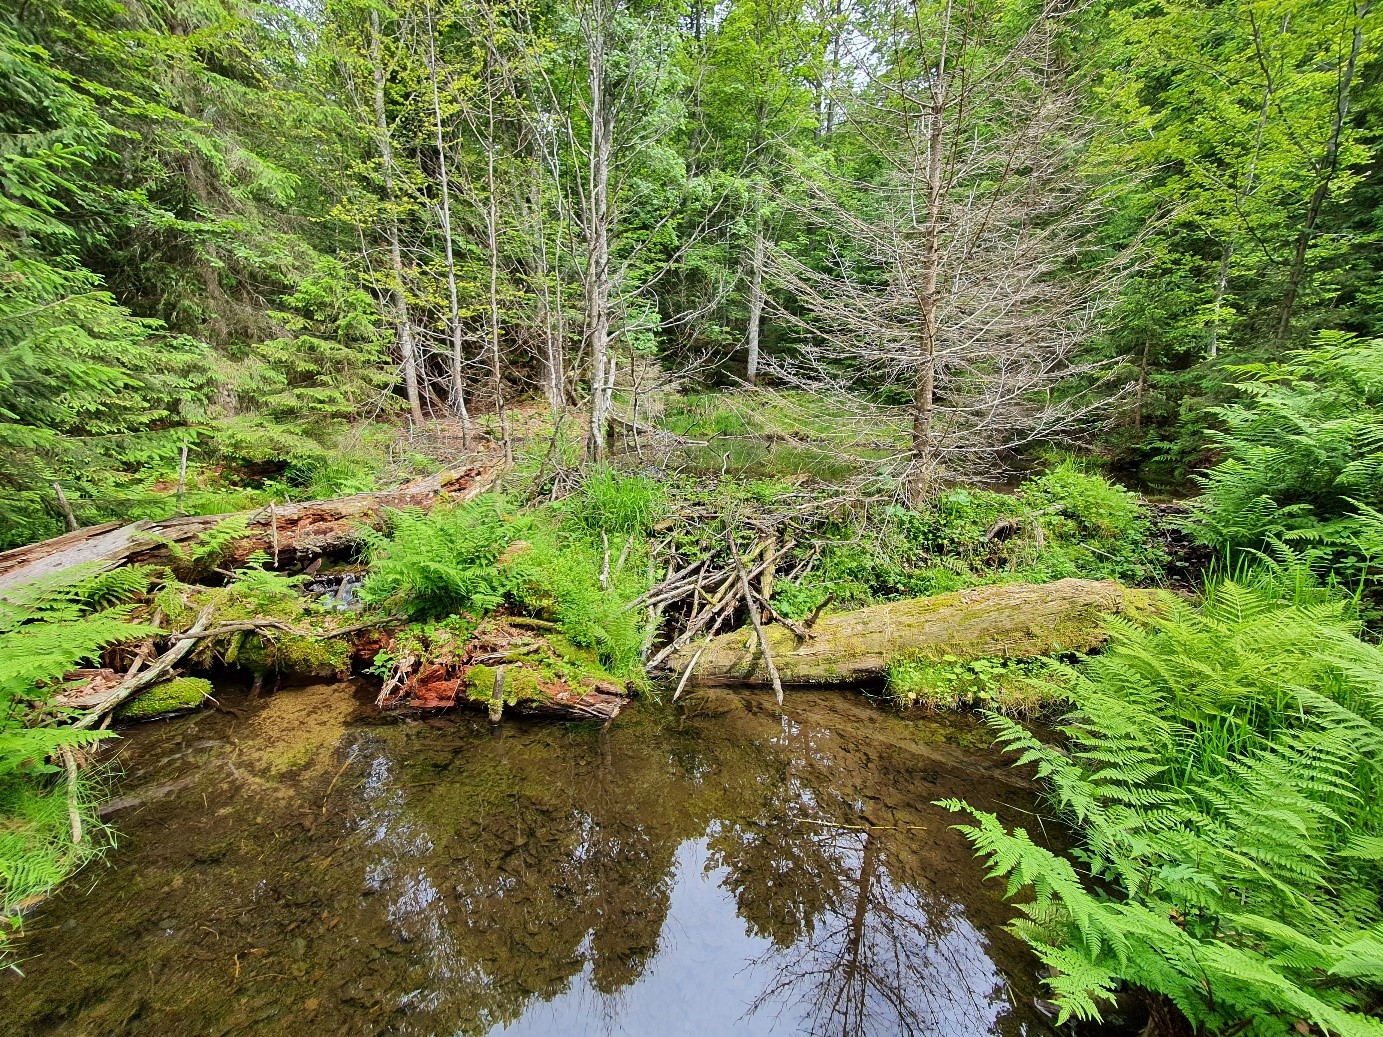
[
  {"xmin": 746, "ymin": 224, "xmax": 765, "ymax": 385},
  {"xmin": 424, "ymin": 6, "xmax": 470, "ymax": 444},
  {"xmin": 585, "ymin": 17, "xmax": 614, "ymax": 463},
  {"xmin": 368, "ymin": 9, "xmax": 425, "ymax": 427},
  {"xmin": 482, "ymin": 69, "xmax": 511, "ymax": 463}
]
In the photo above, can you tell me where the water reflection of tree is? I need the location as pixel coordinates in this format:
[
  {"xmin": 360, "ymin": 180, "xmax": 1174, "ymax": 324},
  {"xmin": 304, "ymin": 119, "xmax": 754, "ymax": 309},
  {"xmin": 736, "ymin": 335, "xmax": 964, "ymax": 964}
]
[{"xmin": 736, "ymin": 826, "xmax": 1017, "ymax": 1037}]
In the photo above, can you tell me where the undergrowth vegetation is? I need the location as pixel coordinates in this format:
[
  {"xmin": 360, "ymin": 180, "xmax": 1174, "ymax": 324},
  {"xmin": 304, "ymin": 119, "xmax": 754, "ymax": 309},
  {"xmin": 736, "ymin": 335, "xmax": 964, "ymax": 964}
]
[
  {"xmin": 361, "ymin": 492, "xmax": 652, "ymax": 682},
  {"xmin": 769, "ymin": 460, "xmax": 1166, "ymax": 618},
  {"xmin": 1191, "ymin": 333, "xmax": 1383, "ymax": 591},
  {"xmin": 0, "ymin": 567, "xmax": 155, "ymax": 961},
  {"xmin": 948, "ymin": 570, "xmax": 1383, "ymax": 1035}
]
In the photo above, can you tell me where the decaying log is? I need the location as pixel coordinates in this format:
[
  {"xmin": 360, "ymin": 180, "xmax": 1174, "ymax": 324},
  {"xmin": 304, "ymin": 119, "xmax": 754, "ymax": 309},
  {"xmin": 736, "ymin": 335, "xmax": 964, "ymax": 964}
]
[
  {"xmin": 376, "ymin": 618, "xmax": 632, "ymax": 722},
  {"xmin": 0, "ymin": 459, "xmax": 502, "ymax": 592},
  {"xmin": 669, "ymin": 579, "xmax": 1164, "ymax": 688}
]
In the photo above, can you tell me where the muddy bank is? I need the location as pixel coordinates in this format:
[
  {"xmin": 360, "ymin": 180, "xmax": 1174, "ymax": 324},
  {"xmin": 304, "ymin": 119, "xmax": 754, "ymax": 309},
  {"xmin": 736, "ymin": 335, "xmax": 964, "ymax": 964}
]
[{"xmin": 5, "ymin": 679, "xmax": 1064, "ymax": 1037}]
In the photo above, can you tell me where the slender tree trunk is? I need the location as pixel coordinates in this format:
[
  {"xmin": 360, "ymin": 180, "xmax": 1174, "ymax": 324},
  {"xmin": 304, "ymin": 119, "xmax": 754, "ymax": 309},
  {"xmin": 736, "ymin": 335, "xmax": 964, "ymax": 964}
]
[
  {"xmin": 483, "ymin": 68, "xmax": 511, "ymax": 463},
  {"xmin": 585, "ymin": 15, "xmax": 614, "ymax": 464},
  {"xmin": 910, "ymin": 97, "xmax": 945, "ymax": 503},
  {"xmin": 1208, "ymin": 244, "xmax": 1230, "ymax": 359},
  {"xmin": 746, "ymin": 218, "xmax": 766, "ymax": 385},
  {"xmin": 425, "ymin": 5, "xmax": 470, "ymax": 445},
  {"xmin": 368, "ymin": 10, "xmax": 425, "ymax": 427},
  {"xmin": 1276, "ymin": 6, "xmax": 1367, "ymax": 341}
]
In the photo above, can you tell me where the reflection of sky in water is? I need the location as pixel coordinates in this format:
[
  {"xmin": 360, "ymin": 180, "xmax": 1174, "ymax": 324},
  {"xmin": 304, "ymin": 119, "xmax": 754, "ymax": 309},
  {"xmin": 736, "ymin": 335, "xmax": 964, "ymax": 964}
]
[{"xmin": 486, "ymin": 836, "xmax": 1015, "ymax": 1037}]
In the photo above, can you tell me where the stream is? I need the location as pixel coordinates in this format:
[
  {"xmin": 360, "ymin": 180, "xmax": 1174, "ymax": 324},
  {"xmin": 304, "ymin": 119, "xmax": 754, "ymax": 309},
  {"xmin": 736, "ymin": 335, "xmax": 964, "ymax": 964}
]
[{"xmin": 4, "ymin": 681, "xmax": 1064, "ymax": 1037}]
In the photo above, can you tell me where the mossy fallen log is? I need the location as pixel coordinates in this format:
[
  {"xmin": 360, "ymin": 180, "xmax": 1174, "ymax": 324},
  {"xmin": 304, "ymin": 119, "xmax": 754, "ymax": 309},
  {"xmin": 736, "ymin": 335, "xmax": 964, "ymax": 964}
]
[
  {"xmin": 377, "ymin": 618, "xmax": 631, "ymax": 722},
  {"xmin": 670, "ymin": 578, "xmax": 1163, "ymax": 688},
  {"xmin": 0, "ymin": 460, "xmax": 500, "ymax": 590}
]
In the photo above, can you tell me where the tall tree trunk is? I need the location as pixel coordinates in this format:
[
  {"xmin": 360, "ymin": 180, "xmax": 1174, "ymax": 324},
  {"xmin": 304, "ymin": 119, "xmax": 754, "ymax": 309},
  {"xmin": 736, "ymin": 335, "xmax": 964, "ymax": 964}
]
[
  {"xmin": 1208, "ymin": 243, "xmax": 1230, "ymax": 359},
  {"xmin": 910, "ymin": 96, "xmax": 945, "ymax": 503},
  {"xmin": 425, "ymin": 4, "xmax": 470, "ymax": 445},
  {"xmin": 746, "ymin": 222, "xmax": 765, "ymax": 384},
  {"xmin": 1276, "ymin": 6, "xmax": 1367, "ymax": 341},
  {"xmin": 585, "ymin": 13, "xmax": 614, "ymax": 464},
  {"xmin": 368, "ymin": 10, "xmax": 425, "ymax": 427},
  {"xmin": 483, "ymin": 65, "xmax": 511, "ymax": 463}
]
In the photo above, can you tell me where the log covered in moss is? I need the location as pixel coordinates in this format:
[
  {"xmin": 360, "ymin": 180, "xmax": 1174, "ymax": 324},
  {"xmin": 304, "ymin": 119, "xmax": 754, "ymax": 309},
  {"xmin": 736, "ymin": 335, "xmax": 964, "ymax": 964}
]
[
  {"xmin": 378, "ymin": 618, "xmax": 631, "ymax": 722},
  {"xmin": 670, "ymin": 578, "xmax": 1163, "ymax": 687}
]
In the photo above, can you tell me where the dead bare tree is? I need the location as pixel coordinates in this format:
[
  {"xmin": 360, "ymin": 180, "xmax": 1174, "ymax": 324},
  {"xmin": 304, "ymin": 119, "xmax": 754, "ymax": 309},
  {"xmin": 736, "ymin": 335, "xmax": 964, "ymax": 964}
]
[{"xmin": 768, "ymin": 0, "xmax": 1131, "ymax": 500}]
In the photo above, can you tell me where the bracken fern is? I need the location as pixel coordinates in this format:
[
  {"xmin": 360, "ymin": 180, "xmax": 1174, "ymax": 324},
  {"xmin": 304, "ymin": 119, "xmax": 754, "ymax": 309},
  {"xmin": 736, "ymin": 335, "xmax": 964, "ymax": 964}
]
[{"xmin": 945, "ymin": 576, "xmax": 1383, "ymax": 1036}]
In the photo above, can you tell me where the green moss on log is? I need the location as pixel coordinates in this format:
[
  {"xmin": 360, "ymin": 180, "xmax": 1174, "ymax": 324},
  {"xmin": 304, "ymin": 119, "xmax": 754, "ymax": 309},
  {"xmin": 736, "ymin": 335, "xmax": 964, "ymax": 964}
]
[
  {"xmin": 119, "ymin": 677, "xmax": 213, "ymax": 720},
  {"xmin": 672, "ymin": 578, "xmax": 1166, "ymax": 688}
]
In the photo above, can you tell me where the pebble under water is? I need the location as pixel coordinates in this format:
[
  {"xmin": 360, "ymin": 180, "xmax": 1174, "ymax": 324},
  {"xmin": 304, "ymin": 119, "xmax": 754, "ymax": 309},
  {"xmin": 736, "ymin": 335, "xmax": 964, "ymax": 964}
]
[{"xmin": 4, "ymin": 681, "xmax": 1063, "ymax": 1037}]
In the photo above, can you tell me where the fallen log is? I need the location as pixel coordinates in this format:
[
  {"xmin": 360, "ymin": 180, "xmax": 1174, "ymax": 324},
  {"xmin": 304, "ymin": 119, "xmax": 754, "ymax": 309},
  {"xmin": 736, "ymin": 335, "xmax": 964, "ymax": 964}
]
[
  {"xmin": 0, "ymin": 459, "xmax": 502, "ymax": 591},
  {"xmin": 376, "ymin": 618, "xmax": 631, "ymax": 722},
  {"xmin": 668, "ymin": 578, "xmax": 1164, "ymax": 688}
]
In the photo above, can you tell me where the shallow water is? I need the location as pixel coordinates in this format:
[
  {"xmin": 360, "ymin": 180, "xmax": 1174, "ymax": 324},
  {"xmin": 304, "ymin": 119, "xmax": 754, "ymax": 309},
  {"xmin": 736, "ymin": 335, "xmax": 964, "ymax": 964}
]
[{"xmin": 4, "ymin": 682, "xmax": 1063, "ymax": 1037}]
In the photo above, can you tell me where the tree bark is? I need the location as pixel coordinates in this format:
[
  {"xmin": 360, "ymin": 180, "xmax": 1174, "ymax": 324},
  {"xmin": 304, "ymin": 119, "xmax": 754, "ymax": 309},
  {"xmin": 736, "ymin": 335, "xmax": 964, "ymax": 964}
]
[
  {"xmin": 909, "ymin": 92, "xmax": 945, "ymax": 503},
  {"xmin": 746, "ymin": 223, "xmax": 766, "ymax": 384},
  {"xmin": 369, "ymin": 9, "xmax": 425, "ymax": 427},
  {"xmin": 584, "ymin": 4, "xmax": 615, "ymax": 463},
  {"xmin": 0, "ymin": 462, "xmax": 502, "ymax": 591},
  {"xmin": 669, "ymin": 579, "xmax": 1162, "ymax": 687},
  {"xmin": 425, "ymin": 3, "xmax": 471, "ymax": 443}
]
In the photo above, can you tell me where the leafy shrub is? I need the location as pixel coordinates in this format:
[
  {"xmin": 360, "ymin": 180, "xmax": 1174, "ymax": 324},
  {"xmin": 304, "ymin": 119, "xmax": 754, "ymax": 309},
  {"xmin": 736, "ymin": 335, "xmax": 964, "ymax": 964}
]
[
  {"xmin": 946, "ymin": 577, "xmax": 1383, "ymax": 1034},
  {"xmin": 1190, "ymin": 332, "xmax": 1383, "ymax": 588}
]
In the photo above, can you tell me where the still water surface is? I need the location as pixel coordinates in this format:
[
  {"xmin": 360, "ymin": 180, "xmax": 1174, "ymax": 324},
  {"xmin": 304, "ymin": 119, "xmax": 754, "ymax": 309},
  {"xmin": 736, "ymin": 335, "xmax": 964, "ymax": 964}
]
[{"xmin": 5, "ymin": 682, "xmax": 1060, "ymax": 1037}]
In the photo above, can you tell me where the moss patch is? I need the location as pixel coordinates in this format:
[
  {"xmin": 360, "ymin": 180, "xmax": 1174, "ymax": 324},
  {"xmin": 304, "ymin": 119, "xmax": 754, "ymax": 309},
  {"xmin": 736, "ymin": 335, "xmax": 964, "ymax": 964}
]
[{"xmin": 119, "ymin": 677, "xmax": 213, "ymax": 720}]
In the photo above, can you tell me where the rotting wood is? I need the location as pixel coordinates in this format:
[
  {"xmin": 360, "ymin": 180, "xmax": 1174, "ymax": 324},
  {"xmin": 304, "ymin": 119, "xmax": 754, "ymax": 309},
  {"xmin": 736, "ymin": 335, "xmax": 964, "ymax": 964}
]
[
  {"xmin": 73, "ymin": 604, "xmax": 217, "ymax": 729},
  {"xmin": 670, "ymin": 579, "xmax": 1165, "ymax": 688},
  {"xmin": 0, "ymin": 460, "xmax": 502, "ymax": 592}
]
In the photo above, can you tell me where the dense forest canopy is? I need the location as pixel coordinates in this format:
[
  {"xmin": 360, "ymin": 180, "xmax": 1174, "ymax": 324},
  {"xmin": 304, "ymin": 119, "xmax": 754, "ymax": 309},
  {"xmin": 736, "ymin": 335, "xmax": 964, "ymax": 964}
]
[{"xmin": 2, "ymin": 0, "xmax": 1378, "ymax": 542}]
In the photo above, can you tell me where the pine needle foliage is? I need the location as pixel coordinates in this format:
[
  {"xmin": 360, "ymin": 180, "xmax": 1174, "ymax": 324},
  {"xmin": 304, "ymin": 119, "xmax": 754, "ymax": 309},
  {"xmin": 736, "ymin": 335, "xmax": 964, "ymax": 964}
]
[
  {"xmin": 945, "ymin": 575, "xmax": 1383, "ymax": 1036},
  {"xmin": 0, "ymin": 565, "xmax": 155, "ymax": 961}
]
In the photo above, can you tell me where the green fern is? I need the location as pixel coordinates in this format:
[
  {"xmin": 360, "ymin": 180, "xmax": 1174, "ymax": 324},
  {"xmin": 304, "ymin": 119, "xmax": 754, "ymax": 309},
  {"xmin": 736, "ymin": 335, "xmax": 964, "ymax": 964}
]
[
  {"xmin": 0, "ymin": 565, "xmax": 151, "ymax": 962},
  {"xmin": 947, "ymin": 574, "xmax": 1383, "ymax": 1035}
]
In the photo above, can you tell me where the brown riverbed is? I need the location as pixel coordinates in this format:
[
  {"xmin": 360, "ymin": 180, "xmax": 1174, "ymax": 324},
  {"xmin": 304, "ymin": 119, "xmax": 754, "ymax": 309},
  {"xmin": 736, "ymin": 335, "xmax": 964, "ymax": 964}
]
[{"xmin": 4, "ymin": 681, "xmax": 1066, "ymax": 1037}]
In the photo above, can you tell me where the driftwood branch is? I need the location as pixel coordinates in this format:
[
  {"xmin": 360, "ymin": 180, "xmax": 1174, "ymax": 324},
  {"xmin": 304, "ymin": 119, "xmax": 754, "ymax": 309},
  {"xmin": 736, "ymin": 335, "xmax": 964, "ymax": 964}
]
[
  {"xmin": 73, "ymin": 604, "xmax": 217, "ymax": 729},
  {"xmin": 730, "ymin": 533, "xmax": 784, "ymax": 707}
]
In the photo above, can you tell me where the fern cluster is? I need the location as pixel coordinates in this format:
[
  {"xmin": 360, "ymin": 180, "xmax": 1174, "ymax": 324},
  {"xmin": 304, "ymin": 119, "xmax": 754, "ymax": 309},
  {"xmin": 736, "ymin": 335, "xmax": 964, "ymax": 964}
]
[
  {"xmin": 360, "ymin": 495, "xmax": 650, "ymax": 681},
  {"xmin": 0, "ymin": 566, "xmax": 155, "ymax": 960},
  {"xmin": 947, "ymin": 577, "xmax": 1383, "ymax": 1036},
  {"xmin": 1190, "ymin": 332, "xmax": 1383, "ymax": 588}
]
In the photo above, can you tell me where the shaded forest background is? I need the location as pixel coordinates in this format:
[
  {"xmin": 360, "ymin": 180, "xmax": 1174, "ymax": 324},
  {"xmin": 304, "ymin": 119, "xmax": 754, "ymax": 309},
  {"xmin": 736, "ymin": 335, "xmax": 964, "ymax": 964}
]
[{"xmin": 2, "ymin": 0, "xmax": 1379, "ymax": 546}]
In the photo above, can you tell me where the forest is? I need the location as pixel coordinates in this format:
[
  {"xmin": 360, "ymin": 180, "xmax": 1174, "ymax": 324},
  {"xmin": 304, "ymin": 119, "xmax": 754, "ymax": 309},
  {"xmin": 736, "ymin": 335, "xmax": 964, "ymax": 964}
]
[{"xmin": 1, "ymin": 0, "xmax": 1381, "ymax": 1033}]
